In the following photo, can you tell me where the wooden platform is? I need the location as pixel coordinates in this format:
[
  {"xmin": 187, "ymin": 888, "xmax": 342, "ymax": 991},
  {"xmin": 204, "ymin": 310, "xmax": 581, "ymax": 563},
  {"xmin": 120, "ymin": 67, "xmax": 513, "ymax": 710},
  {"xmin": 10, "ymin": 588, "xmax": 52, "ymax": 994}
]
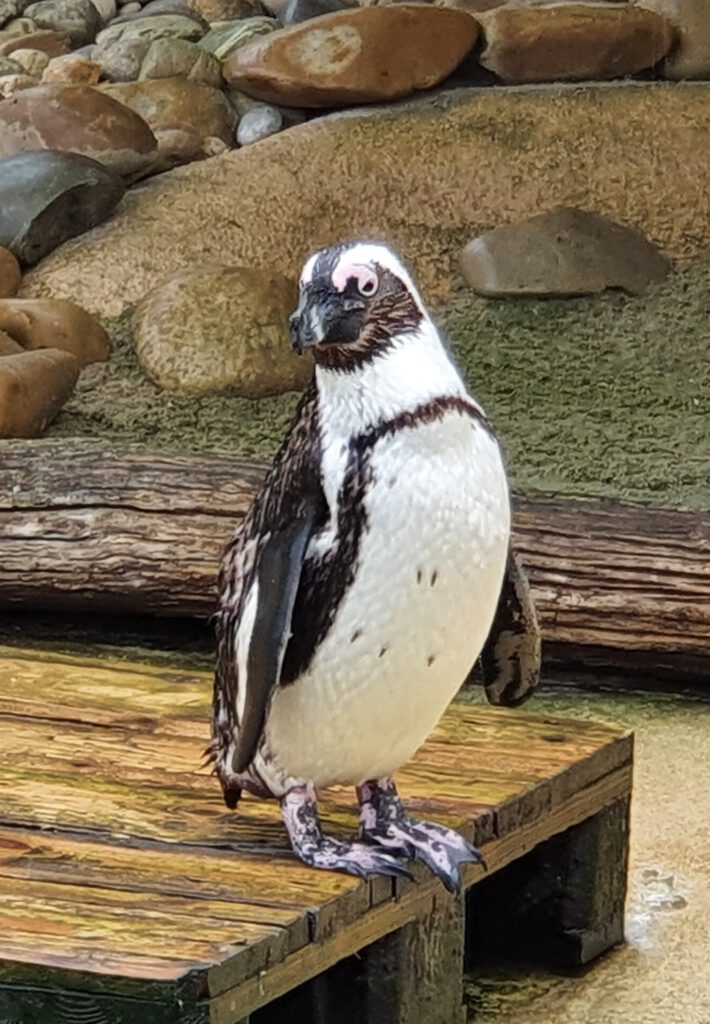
[{"xmin": 0, "ymin": 647, "xmax": 633, "ymax": 1024}]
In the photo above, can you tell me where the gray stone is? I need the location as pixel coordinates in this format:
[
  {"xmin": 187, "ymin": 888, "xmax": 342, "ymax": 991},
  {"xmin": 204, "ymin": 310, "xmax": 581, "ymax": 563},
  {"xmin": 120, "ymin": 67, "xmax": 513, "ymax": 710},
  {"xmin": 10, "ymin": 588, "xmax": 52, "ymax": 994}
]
[
  {"xmin": 89, "ymin": 0, "xmax": 116, "ymax": 23},
  {"xmin": 94, "ymin": 35, "xmax": 148, "ymax": 78},
  {"xmin": 0, "ymin": 53, "xmax": 23, "ymax": 70},
  {"xmin": 198, "ymin": 15, "xmax": 275, "ymax": 59},
  {"xmin": 0, "ymin": 0, "xmax": 20, "ymax": 28},
  {"xmin": 95, "ymin": 11, "xmax": 204, "ymax": 46},
  {"xmin": 138, "ymin": 36, "xmax": 221, "ymax": 85},
  {"xmin": 282, "ymin": 0, "xmax": 352, "ymax": 25},
  {"xmin": 236, "ymin": 102, "xmax": 281, "ymax": 144},
  {"xmin": 24, "ymin": 0, "xmax": 101, "ymax": 45},
  {"xmin": 0, "ymin": 150, "xmax": 125, "ymax": 265},
  {"xmin": 460, "ymin": 208, "xmax": 671, "ymax": 298}
]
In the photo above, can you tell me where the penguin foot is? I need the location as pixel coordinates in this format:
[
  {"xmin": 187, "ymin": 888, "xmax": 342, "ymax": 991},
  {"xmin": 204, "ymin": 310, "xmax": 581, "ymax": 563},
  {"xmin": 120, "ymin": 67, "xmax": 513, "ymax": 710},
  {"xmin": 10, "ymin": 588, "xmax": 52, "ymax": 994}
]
[
  {"xmin": 357, "ymin": 778, "xmax": 485, "ymax": 894},
  {"xmin": 281, "ymin": 784, "xmax": 412, "ymax": 881}
]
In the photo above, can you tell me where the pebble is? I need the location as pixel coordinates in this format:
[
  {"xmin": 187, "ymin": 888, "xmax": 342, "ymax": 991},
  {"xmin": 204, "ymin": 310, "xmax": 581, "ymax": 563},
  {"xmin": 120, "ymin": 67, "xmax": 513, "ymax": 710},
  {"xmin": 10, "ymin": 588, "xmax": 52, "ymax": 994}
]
[
  {"xmin": 223, "ymin": 5, "xmax": 480, "ymax": 107},
  {"xmin": 94, "ymin": 36, "xmax": 149, "ymax": 79},
  {"xmin": 0, "ymin": 244, "xmax": 21, "ymax": 297},
  {"xmin": 0, "ymin": 71, "xmax": 37, "ymax": 94},
  {"xmin": 188, "ymin": 0, "xmax": 262, "ymax": 22},
  {"xmin": 0, "ymin": 348, "xmax": 79, "ymax": 438},
  {"xmin": 41, "ymin": 51, "xmax": 101, "ymax": 81},
  {"xmin": 0, "ymin": 297, "xmax": 111, "ymax": 366},
  {"xmin": 23, "ymin": 0, "xmax": 102, "ymax": 47},
  {"xmin": 138, "ymin": 36, "xmax": 221, "ymax": 85},
  {"xmin": 236, "ymin": 102, "xmax": 282, "ymax": 145},
  {"xmin": 460, "ymin": 208, "xmax": 671, "ymax": 298},
  {"xmin": 8, "ymin": 45, "xmax": 49, "ymax": 74},
  {"xmin": 95, "ymin": 12, "xmax": 206, "ymax": 47},
  {"xmin": 132, "ymin": 264, "xmax": 312, "ymax": 396},
  {"xmin": 0, "ymin": 55, "xmax": 25, "ymax": 71}
]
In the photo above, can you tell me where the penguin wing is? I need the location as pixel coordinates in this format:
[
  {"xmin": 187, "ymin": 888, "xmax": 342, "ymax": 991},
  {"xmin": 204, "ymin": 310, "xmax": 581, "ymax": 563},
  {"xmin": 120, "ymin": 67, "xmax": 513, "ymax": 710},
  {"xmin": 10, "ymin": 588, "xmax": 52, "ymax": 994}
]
[
  {"xmin": 214, "ymin": 380, "xmax": 325, "ymax": 774},
  {"xmin": 480, "ymin": 548, "xmax": 541, "ymax": 707}
]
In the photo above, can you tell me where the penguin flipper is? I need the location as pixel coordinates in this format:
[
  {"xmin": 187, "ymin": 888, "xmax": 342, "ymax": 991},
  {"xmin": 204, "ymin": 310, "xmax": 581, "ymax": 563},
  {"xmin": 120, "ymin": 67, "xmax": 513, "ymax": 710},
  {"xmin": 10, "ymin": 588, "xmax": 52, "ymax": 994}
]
[{"xmin": 480, "ymin": 548, "xmax": 541, "ymax": 707}]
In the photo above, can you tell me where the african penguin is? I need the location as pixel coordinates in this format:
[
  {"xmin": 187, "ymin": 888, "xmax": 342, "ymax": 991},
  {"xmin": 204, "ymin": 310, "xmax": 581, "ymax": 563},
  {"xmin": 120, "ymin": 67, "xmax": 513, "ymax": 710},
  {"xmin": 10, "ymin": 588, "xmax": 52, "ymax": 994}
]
[{"xmin": 209, "ymin": 241, "xmax": 540, "ymax": 892}]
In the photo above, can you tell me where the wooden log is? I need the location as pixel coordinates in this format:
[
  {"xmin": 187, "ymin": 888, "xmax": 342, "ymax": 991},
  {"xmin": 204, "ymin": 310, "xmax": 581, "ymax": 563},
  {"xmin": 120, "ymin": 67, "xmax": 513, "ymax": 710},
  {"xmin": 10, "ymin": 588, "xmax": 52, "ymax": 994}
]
[{"xmin": 0, "ymin": 440, "xmax": 708, "ymax": 667}]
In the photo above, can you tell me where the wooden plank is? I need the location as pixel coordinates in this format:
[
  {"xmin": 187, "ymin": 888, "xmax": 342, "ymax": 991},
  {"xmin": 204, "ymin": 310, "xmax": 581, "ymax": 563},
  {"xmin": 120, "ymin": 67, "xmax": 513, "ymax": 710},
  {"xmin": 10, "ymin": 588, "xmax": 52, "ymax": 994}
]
[{"xmin": 0, "ymin": 441, "xmax": 707, "ymax": 665}]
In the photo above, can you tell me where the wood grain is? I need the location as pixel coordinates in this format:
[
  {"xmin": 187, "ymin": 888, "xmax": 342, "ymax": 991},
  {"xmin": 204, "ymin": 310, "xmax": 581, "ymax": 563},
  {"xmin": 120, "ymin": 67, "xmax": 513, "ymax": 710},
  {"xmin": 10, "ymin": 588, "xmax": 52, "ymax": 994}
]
[{"xmin": 0, "ymin": 441, "xmax": 707, "ymax": 665}]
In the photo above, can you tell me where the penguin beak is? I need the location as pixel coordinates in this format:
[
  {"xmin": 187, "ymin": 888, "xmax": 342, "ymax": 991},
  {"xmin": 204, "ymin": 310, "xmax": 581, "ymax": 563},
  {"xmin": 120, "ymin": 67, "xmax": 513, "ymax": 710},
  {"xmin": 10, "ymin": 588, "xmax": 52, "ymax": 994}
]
[{"xmin": 289, "ymin": 294, "xmax": 340, "ymax": 354}]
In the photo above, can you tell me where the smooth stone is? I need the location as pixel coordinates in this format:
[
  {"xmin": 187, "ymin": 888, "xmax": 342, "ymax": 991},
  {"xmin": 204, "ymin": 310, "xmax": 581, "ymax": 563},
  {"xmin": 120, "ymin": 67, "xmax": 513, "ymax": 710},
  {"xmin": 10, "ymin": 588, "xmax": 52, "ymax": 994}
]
[
  {"xmin": 120, "ymin": 1, "xmax": 140, "ymax": 11},
  {"xmin": 0, "ymin": 54, "xmax": 24, "ymax": 69},
  {"xmin": 0, "ymin": 150, "xmax": 125, "ymax": 265},
  {"xmin": 0, "ymin": 296, "xmax": 110, "ymax": 365},
  {"xmin": 131, "ymin": 0, "xmax": 205, "ymax": 21},
  {"xmin": 478, "ymin": 3, "xmax": 674, "ymax": 83},
  {"xmin": 23, "ymin": 0, "xmax": 102, "ymax": 45},
  {"xmin": 223, "ymin": 5, "xmax": 480, "ymax": 107},
  {"xmin": 8, "ymin": 44, "xmax": 48, "ymax": 72},
  {"xmin": 236, "ymin": 102, "xmax": 281, "ymax": 144},
  {"xmin": 0, "ymin": 347, "xmax": 79, "ymax": 437},
  {"xmin": 460, "ymin": 208, "xmax": 671, "ymax": 298},
  {"xmin": 0, "ymin": 85, "xmax": 157, "ymax": 180},
  {"xmin": 187, "ymin": 0, "xmax": 262, "ymax": 21},
  {"xmin": 0, "ymin": 70, "xmax": 36, "ymax": 92},
  {"xmin": 0, "ymin": 329, "xmax": 23, "ymax": 353},
  {"xmin": 132, "ymin": 264, "xmax": 311, "ymax": 396},
  {"xmin": 198, "ymin": 16, "xmax": 275, "ymax": 59},
  {"xmin": 282, "ymin": 0, "xmax": 354, "ymax": 26},
  {"xmin": 95, "ymin": 11, "xmax": 205, "ymax": 45},
  {"xmin": 90, "ymin": 0, "xmax": 117, "ymax": 23},
  {"xmin": 0, "ymin": 28, "xmax": 70, "ymax": 55},
  {"xmin": 138, "ymin": 35, "xmax": 221, "ymax": 84},
  {"xmin": 634, "ymin": 0, "xmax": 710, "ymax": 79},
  {"xmin": 0, "ymin": 0, "xmax": 20, "ymax": 25},
  {"xmin": 94, "ymin": 36, "xmax": 148, "ymax": 78},
  {"xmin": 0, "ymin": 245, "xmax": 21, "ymax": 296},
  {"xmin": 2, "ymin": 17, "xmax": 37, "ymax": 34},
  {"xmin": 41, "ymin": 51, "xmax": 101, "ymax": 80}
]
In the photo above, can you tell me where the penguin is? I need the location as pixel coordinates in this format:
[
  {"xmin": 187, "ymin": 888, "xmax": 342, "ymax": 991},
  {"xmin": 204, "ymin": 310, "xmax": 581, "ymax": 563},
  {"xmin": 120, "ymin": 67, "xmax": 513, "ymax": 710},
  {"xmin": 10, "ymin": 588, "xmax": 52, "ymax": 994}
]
[{"xmin": 209, "ymin": 241, "xmax": 540, "ymax": 893}]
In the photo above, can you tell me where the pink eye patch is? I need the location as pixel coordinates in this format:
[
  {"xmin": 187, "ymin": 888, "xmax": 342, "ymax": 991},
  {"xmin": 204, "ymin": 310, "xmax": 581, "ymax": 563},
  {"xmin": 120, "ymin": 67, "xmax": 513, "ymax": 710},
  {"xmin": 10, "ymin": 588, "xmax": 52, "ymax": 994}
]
[{"xmin": 332, "ymin": 262, "xmax": 379, "ymax": 296}]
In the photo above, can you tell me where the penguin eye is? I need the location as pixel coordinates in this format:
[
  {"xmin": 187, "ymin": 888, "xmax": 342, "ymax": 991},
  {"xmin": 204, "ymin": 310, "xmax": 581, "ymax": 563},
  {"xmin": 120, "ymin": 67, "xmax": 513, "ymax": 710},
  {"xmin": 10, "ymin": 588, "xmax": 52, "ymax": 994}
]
[{"xmin": 357, "ymin": 271, "xmax": 379, "ymax": 298}]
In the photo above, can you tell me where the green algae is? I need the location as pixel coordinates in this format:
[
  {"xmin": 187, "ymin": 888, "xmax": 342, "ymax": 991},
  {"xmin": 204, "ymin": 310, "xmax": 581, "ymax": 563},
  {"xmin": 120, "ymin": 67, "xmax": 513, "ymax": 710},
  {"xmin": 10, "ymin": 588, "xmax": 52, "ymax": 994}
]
[{"xmin": 48, "ymin": 264, "xmax": 710, "ymax": 509}]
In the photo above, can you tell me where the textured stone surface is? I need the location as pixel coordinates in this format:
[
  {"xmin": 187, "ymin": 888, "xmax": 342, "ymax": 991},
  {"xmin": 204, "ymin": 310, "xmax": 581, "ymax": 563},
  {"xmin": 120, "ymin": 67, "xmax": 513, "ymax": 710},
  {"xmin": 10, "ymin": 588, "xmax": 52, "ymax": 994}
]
[
  {"xmin": 0, "ymin": 297, "xmax": 110, "ymax": 366},
  {"xmin": 138, "ymin": 36, "xmax": 221, "ymax": 85},
  {"xmin": 0, "ymin": 329, "xmax": 23, "ymax": 353},
  {"xmin": 0, "ymin": 83, "xmax": 157, "ymax": 178},
  {"xmin": 282, "ymin": 0, "xmax": 354, "ymax": 26},
  {"xmin": 0, "ymin": 29, "xmax": 71, "ymax": 56},
  {"xmin": 0, "ymin": 347, "xmax": 79, "ymax": 437},
  {"xmin": 478, "ymin": 3, "xmax": 673, "ymax": 83},
  {"xmin": 188, "ymin": 0, "xmax": 262, "ymax": 20},
  {"xmin": 95, "ymin": 11, "xmax": 205, "ymax": 46},
  {"xmin": 100, "ymin": 76, "xmax": 234, "ymax": 147},
  {"xmin": 0, "ymin": 70, "xmax": 36, "ymax": 92},
  {"xmin": 224, "ymin": 5, "xmax": 480, "ymax": 106},
  {"xmin": 635, "ymin": 0, "xmax": 710, "ymax": 79},
  {"xmin": 198, "ymin": 16, "xmax": 276, "ymax": 60},
  {"xmin": 0, "ymin": 55, "xmax": 25, "ymax": 72},
  {"xmin": 236, "ymin": 101, "xmax": 282, "ymax": 144},
  {"xmin": 460, "ymin": 208, "xmax": 671, "ymax": 297},
  {"xmin": 94, "ymin": 36, "xmax": 149, "ymax": 79},
  {"xmin": 0, "ymin": 150, "xmax": 125, "ymax": 265},
  {"xmin": 8, "ymin": 45, "xmax": 48, "ymax": 73},
  {"xmin": 41, "ymin": 51, "xmax": 101, "ymax": 80},
  {"xmin": 20, "ymin": 84, "xmax": 710, "ymax": 318},
  {"xmin": 23, "ymin": 0, "xmax": 101, "ymax": 45},
  {"xmin": 132, "ymin": 264, "xmax": 311, "ymax": 396},
  {"xmin": 0, "ymin": 245, "xmax": 21, "ymax": 297}
]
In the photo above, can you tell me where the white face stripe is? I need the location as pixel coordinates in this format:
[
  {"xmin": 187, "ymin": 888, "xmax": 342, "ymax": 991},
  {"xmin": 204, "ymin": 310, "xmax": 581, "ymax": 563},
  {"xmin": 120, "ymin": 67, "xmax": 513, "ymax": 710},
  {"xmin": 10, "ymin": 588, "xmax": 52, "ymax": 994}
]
[{"xmin": 299, "ymin": 251, "xmax": 319, "ymax": 288}]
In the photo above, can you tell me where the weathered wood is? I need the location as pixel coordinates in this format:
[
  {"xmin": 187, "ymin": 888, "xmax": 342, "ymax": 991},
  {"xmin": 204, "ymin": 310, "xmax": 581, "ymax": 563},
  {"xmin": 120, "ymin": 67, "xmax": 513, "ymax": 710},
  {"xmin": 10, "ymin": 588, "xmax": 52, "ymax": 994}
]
[{"xmin": 0, "ymin": 441, "xmax": 708, "ymax": 667}]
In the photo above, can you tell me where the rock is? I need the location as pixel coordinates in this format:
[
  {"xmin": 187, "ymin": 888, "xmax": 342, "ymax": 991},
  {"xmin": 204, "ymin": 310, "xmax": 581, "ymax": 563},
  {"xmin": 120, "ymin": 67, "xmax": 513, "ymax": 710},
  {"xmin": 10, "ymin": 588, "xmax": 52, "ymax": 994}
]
[
  {"xmin": 198, "ymin": 16, "xmax": 275, "ymax": 59},
  {"xmin": 90, "ymin": 0, "xmax": 117, "ymax": 23},
  {"xmin": 0, "ymin": 329, "xmax": 23, "ymax": 353},
  {"xmin": 8, "ymin": 44, "xmax": 48, "ymax": 73},
  {"xmin": 23, "ymin": 0, "xmax": 102, "ymax": 45},
  {"xmin": 634, "ymin": 0, "xmax": 710, "ymax": 79},
  {"xmin": 138, "ymin": 36, "xmax": 221, "ymax": 85},
  {"xmin": 120, "ymin": 0, "xmax": 140, "ymax": 11},
  {"xmin": 188, "ymin": 0, "xmax": 262, "ymax": 21},
  {"xmin": 132, "ymin": 0, "xmax": 203, "ymax": 19},
  {"xmin": 0, "ymin": 296, "xmax": 110, "ymax": 365},
  {"xmin": 1, "ymin": 18, "xmax": 37, "ymax": 35},
  {"xmin": 100, "ymin": 77, "xmax": 234, "ymax": 149},
  {"xmin": 0, "ymin": 70, "xmax": 36, "ymax": 92},
  {"xmin": 18, "ymin": 84, "xmax": 710, "ymax": 318},
  {"xmin": 0, "ymin": 83, "xmax": 157, "ymax": 178},
  {"xmin": 460, "ymin": 208, "xmax": 671, "ymax": 298},
  {"xmin": 0, "ymin": 151, "xmax": 125, "ymax": 265},
  {"xmin": 0, "ymin": 54, "xmax": 24, "ymax": 71},
  {"xmin": 0, "ymin": 0, "xmax": 20, "ymax": 26},
  {"xmin": 94, "ymin": 36, "xmax": 148, "ymax": 79},
  {"xmin": 0, "ymin": 245, "xmax": 21, "ymax": 296},
  {"xmin": 236, "ymin": 101, "xmax": 281, "ymax": 144},
  {"xmin": 0, "ymin": 29, "xmax": 71, "ymax": 55},
  {"xmin": 223, "ymin": 5, "xmax": 480, "ymax": 107},
  {"xmin": 282, "ymin": 0, "xmax": 354, "ymax": 26},
  {"xmin": 41, "ymin": 50, "xmax": 101, "ymax": 80},
  {"xmin": 132, "ymin": 264, "xmax": 310, "ymax": 396},
  {"xmin": 478, "ymin": 3, "xmax": 674, "ymax": 83},
  {"xmin": 0, "ymin": 348, "xmax": 79, "ymax": 437},
  {"xmin": 95, "ymin": 12, "xmax": 206, "ymax": 46}
]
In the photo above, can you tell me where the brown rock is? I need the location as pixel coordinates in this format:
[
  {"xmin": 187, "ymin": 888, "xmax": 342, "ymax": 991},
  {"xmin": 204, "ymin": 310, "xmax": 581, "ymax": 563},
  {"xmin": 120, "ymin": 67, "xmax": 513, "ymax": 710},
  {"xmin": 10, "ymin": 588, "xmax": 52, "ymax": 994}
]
[
  {"xmin": 0, "ymin": 297, "xmax": 111, "ymax": 366},
  {"xmin": 223, "ymin": 4, "xmax": 480, "ymax": 107},
  {"xmin": 459, "ymin": 208, "xmax": 671, "ymax": 298},
  {"xmin": 0, "ymin": 329, "xmax": 23, "ymax": 354},
  {"xmin": 478, "ymin": 3, "xmax": 673, "ymax": 83},
  {"xmin": 0, "ymin": 347, "xmax": 79, "ymax": 437},
  {"xmin": 100, "ymin": 77, "xmax": 235, "ymax": 149},
  {"xmin": 0, "ymin": 83, "xmax": 157, "ymax": 178},
  {"xmin": 634, "ymin": 0, "xmax": 710, "ymax": 79},
  {"xmin": 0, "ymin": 246, "xmax": 21, "ymax": 297},
  {"xmin": 41, "ymin": 52, "xmax": 102, "ymax": 83},
  {"xmin": 0, "ymin": 30, "xmax": 71, "ymax": 57},
  {"xmin": 133, "ymin": 264, "xmax": 311, "ymax": 396},
  {"xmin": 18, "ymin": 84, "xmax": 710, "ymax": 318}
]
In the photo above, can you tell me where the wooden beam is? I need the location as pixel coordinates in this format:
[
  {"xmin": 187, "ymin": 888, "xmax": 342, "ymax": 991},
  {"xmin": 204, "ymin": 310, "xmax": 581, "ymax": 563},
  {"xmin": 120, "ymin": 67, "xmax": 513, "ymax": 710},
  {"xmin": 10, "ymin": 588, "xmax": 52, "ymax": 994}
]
[{"xmin": 0, "ymin": 440, "xmax": 708, "ymax": 666}]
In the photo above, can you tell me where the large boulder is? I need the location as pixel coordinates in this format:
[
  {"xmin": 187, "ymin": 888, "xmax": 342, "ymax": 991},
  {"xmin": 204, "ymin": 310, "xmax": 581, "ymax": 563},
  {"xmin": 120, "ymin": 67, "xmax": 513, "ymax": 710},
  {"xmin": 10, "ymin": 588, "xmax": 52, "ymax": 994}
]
[
  {"xmin": 0, "ymin": 83, "xmax": 157, "ymax": 178},
  {"xmin": 0, "ymin": 150, "xmax": 125, "ymax": 265},
  {"xmin": 19, "ymin": 85, "xmax": 710, "ymax": 317},
  {"xmin": 132, "ymin": 264, "xmax": 311, "ymax": 396},
  {"xmin": 223, "ymin": 4, "xmax": 480, "ymax": 107}
]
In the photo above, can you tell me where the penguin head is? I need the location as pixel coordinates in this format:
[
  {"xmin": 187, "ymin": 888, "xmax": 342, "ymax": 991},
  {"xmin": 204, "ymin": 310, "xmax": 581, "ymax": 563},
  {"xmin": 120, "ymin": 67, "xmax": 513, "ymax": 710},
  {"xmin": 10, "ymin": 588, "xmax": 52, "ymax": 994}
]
[{"xmin": 289, "ymin": 242, "xmax": 425, "ymax": 368}]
